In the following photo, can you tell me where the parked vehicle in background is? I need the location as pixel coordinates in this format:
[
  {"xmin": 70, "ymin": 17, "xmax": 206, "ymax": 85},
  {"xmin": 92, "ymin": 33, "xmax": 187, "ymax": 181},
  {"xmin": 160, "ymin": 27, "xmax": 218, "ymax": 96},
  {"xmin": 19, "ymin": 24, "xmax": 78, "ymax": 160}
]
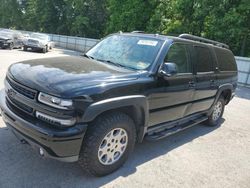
[
  {"xmin": 23, "ymin": 34, "xmax": 30, "ymax": 39},
  {"xmin": 23, "ymin": 33, "xmax": 30, "ymax": 41},
  {"xmin": 23, "ymin": 33, "xmax": 54, "ymax": 53},
  {"xmin": 0, "ymin": 30, "xmax": 24, "ymax": 49},
  {"xmin": 21, "ymin": 33, "xmax": 30, "ymax": 44},
  {"xmin": 0, "ymin": 32, "xmax": 237, "ymax": 177}
]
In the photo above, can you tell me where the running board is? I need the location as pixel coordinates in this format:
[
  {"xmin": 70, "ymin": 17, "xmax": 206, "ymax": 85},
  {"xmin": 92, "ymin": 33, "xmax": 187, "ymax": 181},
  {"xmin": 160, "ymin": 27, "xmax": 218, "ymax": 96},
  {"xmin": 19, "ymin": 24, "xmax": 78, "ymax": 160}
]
[{"xmin": 145, "ymin": 116, "xmax": 208, "ymax": 141}]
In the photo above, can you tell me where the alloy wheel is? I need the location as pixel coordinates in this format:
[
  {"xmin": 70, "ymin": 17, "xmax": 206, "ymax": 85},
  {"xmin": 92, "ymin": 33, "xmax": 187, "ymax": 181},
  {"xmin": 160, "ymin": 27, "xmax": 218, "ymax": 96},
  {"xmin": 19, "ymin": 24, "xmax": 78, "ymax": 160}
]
[
  {"xmin": 98, "ymin": 128, "xmax": 128, "ymax": 165},
  {"xmin": 212, "ymin": 101, "xmax": 223, "ymax": 121}
]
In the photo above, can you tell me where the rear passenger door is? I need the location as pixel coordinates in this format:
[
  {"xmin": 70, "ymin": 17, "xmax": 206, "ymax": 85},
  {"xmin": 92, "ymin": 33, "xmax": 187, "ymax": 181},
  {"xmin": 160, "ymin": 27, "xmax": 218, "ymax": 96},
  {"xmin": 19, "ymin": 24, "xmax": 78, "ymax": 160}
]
[{"xmin": 187, "ymin": 45, "xmax": 217, "ymax": 115}]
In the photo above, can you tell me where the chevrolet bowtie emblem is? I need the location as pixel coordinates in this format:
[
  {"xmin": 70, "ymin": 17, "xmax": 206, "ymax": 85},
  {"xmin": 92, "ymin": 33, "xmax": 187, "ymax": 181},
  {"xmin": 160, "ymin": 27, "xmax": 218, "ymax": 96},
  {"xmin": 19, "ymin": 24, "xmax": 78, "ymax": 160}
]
[{"xmin": 7, "ymin": 89, "xmax": 17, "ymax": 98}]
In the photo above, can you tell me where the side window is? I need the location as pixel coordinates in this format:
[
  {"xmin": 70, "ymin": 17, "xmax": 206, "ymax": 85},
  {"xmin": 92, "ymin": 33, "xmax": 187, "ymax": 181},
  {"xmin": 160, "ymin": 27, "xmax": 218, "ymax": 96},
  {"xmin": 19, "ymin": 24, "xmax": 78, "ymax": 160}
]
[
  {"xmin": 165, "ymin": 43, "xmax": 190, "ymax": 73},
  {"xmin": 195, "ymin": 46, "xmax": 213, "ymax": 72},
  {"xmin": 215, "ymin": 48, "xmax": 237, "ymax": 71}
]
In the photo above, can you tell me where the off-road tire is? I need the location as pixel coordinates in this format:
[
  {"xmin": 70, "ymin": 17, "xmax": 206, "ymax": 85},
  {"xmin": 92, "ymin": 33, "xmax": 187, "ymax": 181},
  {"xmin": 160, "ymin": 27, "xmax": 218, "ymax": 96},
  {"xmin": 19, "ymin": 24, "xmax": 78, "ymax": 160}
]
[
  {"xmin": 205, "ymin": 97, "xmax": 225, "ymax": 126},
  {"xmin": 78, "ymin": 112, "xmax": 136, "ymax": 176}
]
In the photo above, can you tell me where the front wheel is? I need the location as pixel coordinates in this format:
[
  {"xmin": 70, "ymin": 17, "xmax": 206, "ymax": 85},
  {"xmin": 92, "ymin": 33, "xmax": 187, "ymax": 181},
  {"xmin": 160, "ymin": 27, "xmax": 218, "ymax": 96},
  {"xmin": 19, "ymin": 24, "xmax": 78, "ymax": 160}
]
[
  {"xmin": 42, "ymin": 46, "xmax": 48, "ymax": 53},
  {"xmin": 205, "ymin": 97, "xmax": 225, "ymax": 126},
  {"xmin": 9, "ymin": 43, "xmax": 14, "ymax": 50},
  {"xmin": 78, "ymin": 112, "xmax": 136, "ymax": 176}
]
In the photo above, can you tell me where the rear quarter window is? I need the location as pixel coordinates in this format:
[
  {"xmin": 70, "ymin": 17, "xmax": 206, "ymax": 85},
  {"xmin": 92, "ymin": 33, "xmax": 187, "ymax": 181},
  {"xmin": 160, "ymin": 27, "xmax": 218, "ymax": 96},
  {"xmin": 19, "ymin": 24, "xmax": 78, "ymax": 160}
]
[
  {"xmin": 215, "ymin": 48, "xmax": 237, "ymax": 71},
  {"xmin": 194, "ymin": 46, "xmax": 213, "ymax": 73}
]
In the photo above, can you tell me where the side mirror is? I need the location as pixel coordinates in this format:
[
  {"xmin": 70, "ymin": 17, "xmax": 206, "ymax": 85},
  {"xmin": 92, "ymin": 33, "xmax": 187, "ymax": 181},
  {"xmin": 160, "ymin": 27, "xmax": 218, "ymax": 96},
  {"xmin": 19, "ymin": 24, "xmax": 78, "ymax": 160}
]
[{"xmin": 159, "ymin": 62, "xmax": 177, "ymax": 77}]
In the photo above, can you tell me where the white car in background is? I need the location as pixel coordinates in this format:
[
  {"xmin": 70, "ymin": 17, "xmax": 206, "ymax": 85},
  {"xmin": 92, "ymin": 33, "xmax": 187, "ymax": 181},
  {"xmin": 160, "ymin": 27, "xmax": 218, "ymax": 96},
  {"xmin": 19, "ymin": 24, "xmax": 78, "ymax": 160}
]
[{"xmin": 24, "ymin": 33, "xmax": 55, "ymax": 53}]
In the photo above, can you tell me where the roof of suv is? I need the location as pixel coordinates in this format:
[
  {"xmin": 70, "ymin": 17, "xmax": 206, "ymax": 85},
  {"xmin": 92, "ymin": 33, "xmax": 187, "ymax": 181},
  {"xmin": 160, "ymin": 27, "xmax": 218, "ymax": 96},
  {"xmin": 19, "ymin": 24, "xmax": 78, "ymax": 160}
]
[{"xmin": 119, "ymin": 32, "xmax": 229, "ymax": 50}]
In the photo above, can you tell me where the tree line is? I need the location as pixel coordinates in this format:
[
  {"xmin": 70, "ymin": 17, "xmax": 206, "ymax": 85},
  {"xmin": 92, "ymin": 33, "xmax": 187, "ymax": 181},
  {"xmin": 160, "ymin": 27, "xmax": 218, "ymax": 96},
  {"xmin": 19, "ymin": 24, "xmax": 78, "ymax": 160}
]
[{"xmin": 0, "ymin": 0, "xmax": 249, "ymax": 56}]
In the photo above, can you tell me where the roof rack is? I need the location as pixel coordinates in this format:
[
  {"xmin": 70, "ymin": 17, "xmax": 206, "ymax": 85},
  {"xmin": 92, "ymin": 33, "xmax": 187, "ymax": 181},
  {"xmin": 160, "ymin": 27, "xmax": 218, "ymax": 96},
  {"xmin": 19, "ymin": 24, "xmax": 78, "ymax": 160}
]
[{"xmin": 178, "ymin": 34, "xmax": 229, "ymax": 49}]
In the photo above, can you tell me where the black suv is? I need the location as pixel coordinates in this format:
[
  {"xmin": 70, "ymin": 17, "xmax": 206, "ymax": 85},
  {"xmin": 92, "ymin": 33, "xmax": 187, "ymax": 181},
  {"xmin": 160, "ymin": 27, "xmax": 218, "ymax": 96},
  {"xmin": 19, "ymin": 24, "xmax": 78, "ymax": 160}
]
[{"xmin": 0, "ymin": 33, "xmax": 237, "ymax": 176}]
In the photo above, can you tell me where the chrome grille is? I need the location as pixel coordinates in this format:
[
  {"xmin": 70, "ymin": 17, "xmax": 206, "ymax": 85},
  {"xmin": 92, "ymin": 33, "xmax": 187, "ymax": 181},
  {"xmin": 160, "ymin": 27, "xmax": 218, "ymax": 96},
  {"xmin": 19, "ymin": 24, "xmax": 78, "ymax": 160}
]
[
  {"xmin": 6, "ymin": 77, "xmax": 37, "ymax": 99},
  {"xmin": 7, "ymin": 96, "xmax": 33, "ymax": 114},
  {"xmin": 28, "ymin": 39, "xmax": 39, "ymax": 44}
]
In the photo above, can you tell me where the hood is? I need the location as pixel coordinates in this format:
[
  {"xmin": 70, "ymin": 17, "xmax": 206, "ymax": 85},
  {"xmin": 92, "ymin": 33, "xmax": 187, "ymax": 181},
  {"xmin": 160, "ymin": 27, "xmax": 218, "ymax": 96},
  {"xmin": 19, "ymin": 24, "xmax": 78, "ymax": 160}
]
[
  {"xmin": 28, "ymin": 37, "xmax": 47, "ymax": 43},
  {"xmin": 8, "ymin": 56, "xmax": 139, "ymax": 97},
  {"xmin": 0, "ymin": 36, "xmax": 10, "ymax": 40}
]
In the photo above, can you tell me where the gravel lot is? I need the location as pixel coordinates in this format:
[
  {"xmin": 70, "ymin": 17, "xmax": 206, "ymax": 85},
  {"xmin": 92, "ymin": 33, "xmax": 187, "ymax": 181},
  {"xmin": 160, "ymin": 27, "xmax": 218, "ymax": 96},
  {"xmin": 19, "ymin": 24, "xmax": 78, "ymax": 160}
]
[{"xmin": 0, "ymin": 48, "xmax": 250, "ymax": 188}]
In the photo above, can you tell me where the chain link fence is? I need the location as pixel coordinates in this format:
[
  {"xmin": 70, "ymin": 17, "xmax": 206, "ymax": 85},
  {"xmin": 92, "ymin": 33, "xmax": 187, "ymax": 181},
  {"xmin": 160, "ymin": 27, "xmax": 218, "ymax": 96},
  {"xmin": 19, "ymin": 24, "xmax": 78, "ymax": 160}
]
[
  {"xmin": 235, "ymin": 56, "xmax": 250, "ymax": 87},
  {"xmin": 48, "ymin": 34, "xmax": 99, "ymax": 52},
  {"xmin": 0, "ymin": 28, "xmax": 99, "ymax": 52}
]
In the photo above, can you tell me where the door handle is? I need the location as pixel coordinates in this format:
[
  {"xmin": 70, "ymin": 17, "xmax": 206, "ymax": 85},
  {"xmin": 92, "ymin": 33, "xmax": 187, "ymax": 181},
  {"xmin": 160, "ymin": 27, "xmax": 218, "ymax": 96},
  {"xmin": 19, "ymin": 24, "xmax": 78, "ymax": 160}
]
[{"xmin": 188, "ymin": 81, "xmax": 196, "ymax": 88}]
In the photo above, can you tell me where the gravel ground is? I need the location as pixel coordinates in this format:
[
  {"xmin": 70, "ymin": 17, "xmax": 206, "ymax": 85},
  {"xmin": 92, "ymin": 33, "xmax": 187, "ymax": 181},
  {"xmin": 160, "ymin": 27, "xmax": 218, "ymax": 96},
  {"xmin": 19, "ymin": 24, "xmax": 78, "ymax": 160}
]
[{"xmin": 0, "ymin": 48, "xmax": 250, "ymax": 188}]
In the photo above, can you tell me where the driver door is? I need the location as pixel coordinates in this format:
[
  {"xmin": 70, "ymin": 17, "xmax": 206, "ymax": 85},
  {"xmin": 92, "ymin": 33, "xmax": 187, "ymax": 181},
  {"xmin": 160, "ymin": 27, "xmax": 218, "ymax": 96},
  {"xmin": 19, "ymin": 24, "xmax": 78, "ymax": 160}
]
[{"xmin": 148, "ymin": 43, "xmax": 195, "ymax": 126}]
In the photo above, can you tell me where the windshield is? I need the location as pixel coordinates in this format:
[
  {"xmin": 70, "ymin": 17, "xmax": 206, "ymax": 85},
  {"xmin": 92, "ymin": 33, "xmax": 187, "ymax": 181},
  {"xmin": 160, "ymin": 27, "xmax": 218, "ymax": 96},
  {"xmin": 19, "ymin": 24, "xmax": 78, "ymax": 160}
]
[
  {"xmin": 30, "ymin": 33, "xmax": 49, "ymax": 41},
  {"xmin": 86, "ymin": 35, "xmax": 163, "ymax": 70},
  {"xmin": 0, "ymin": 31, "xmax": 12, "ymax": 38}
]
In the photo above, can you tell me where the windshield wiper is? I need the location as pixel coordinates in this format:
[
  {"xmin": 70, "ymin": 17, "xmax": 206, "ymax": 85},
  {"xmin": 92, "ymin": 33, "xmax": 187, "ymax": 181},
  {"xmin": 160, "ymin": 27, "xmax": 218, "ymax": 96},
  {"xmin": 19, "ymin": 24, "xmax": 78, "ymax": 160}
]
[
  {"xmin": 97, "ymin": 59, "xmax": 136, "ymax": 70},
  {"xmin": 98, "ymin": 59, "xmax": 122, "ymax": 67},
  {"xmin": 82, "ymin": 54, "xmax": 94, "ymax": 60},
  {"xmin": 82, "ymin": 55, "xmax": 137, "ymax": 71}
]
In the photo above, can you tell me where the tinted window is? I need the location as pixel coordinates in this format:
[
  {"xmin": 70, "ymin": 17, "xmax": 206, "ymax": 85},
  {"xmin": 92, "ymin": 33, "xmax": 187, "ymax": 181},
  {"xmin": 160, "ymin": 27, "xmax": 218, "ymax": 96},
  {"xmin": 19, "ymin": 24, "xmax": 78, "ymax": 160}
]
[
  {"xmin": 165, "ymin": 43, "xmax": 190, "ymax": 73},
  {"xmin": 215, "ymin": 48, "xmax": 237, "ymax": 71},
  {"xmin": 195, "ymin": 46, "xmax": 213, "ymax": 72}
]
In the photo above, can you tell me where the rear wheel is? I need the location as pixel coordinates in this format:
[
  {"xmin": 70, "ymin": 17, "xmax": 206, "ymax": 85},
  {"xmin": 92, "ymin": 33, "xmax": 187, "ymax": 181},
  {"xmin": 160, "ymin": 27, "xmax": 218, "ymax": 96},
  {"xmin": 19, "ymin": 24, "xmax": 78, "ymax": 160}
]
[
  {"xmin": 23, "ymin": 46, "xmax": 27, "ymax": 51},
  {"xmin": 78, "ymin": 112, "xmax": 136, "ymax": 176},
  {"xmin": 205, "ymin": 97, "xmax": 225, "ymax": 126}
]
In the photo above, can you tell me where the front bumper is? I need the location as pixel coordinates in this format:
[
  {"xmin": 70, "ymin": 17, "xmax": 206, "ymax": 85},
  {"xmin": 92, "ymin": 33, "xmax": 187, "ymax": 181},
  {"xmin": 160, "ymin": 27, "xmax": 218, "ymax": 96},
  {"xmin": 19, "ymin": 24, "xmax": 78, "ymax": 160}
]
[
  {"xmin": 0, "ymin": 90, "xmax": 87, "ymax": 162},
  {"xmin": 0, "ymin": 41, "xmax": 10, "ymax": 48},
  {"xmin": 24, "ymin": 44, "xmax": 43, "ymax": 50}
]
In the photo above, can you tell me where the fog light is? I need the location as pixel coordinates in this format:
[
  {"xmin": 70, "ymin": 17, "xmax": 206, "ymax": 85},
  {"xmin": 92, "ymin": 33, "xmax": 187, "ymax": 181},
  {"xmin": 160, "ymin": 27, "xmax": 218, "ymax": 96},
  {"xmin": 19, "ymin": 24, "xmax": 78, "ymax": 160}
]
[
  {"xmin": 36, "ymin": 111, "xmax": 76, "ymax": 127},
  {"xmin": 39, "ymin": 148, "xmax": 44, "ymax": 156}
]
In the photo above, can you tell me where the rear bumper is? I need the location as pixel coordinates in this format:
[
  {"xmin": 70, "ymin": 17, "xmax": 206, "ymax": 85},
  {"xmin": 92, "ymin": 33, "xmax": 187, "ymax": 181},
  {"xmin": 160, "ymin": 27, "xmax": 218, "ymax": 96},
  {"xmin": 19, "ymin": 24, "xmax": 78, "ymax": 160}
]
[{"xmin": 0, "ymin": 90, "xmax": 87, "ymax": 162}]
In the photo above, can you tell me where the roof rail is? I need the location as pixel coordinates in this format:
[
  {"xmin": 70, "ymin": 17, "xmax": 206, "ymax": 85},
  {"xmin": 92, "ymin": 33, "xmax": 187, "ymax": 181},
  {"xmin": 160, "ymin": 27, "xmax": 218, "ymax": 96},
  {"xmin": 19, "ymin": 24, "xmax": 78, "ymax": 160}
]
[
  {"xmin": 131, "ymin": 31, "xmax": 144, "ymax": 33},
  {"xmin": 179, "ymin": 34, "xmax": 229, "ymax": 49}
]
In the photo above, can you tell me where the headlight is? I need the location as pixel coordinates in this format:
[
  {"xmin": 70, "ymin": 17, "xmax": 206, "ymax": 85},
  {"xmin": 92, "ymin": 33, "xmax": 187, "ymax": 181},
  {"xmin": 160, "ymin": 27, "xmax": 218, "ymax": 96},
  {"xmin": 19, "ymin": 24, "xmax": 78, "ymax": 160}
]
[
  {"xmin": 5, "ymin": 39, "xmax": 11, "ymax": 43},
  {"xmin": 38, "ymin": 92, "xmax": 73, "ymax": 109},
  {"xmin": 39, "ymin": 42, "xmax": 45, "ymax": 47}
]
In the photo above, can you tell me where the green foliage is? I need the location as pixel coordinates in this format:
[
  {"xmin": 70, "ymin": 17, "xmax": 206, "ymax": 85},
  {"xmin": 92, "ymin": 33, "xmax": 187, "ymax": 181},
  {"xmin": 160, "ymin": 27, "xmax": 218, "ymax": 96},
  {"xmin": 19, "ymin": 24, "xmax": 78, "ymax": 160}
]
[
  {"xmin": 0, "ymin": 0, "xmax": 249, "ymax": 56},
  {"xmin": 0, "ymin": 0, "xmax": 107, "ymax": 38},
  {"xmin": 69, "ymin": 0, "xmax": 107, "ymax": 38},
  {"xmin": 146, "ymin": 0, "xmax": 250, "ymax": 56},
  {"xmin": 105, "ymin": 0, "xmax": 157, "ymax": 33},
  {"xmin": 0, "ymin": 0, "xmax": 23, "ymax": 29}
]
